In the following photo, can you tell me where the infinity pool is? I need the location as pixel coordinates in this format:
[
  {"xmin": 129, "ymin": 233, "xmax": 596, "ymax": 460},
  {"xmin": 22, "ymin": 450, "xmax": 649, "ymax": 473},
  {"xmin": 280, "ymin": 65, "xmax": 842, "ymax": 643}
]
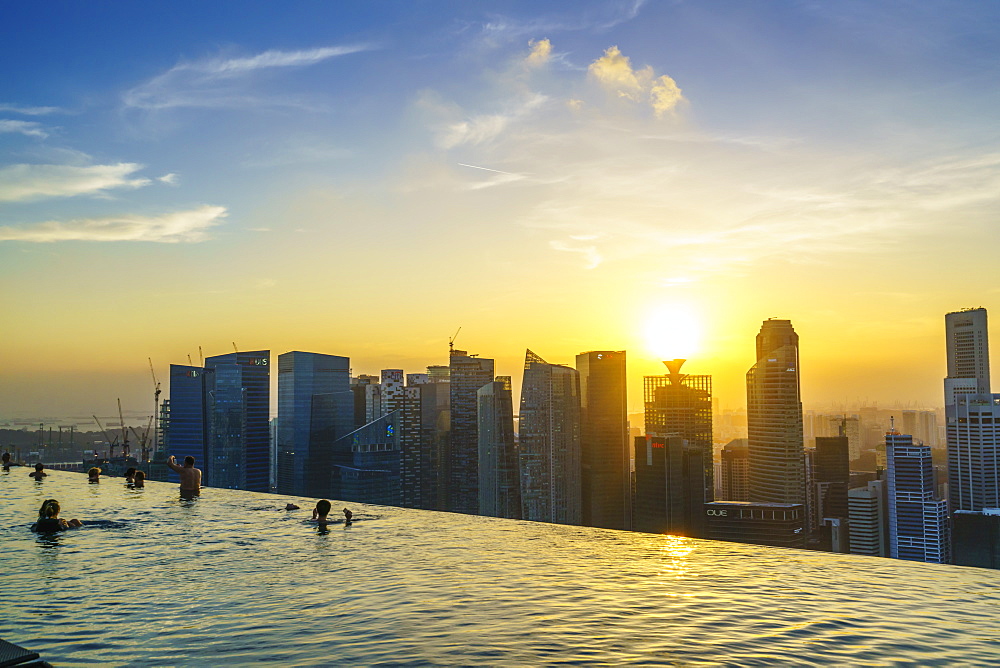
[{"xmin": 2, "ymin": 468, "xmax": 999, "ymax": 666}]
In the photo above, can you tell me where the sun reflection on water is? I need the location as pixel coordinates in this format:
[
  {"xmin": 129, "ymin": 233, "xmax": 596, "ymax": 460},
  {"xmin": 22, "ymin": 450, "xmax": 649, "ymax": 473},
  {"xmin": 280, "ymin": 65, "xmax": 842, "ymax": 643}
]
[{"xmin": 657, "ymin": 533, "xmax": 696, "ymax": 583}]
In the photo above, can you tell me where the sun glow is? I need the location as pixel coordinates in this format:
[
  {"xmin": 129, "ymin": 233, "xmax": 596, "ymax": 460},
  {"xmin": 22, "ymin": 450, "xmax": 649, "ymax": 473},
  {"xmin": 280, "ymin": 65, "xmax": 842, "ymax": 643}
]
[{"xmin": 643, "ymin": 304, "xmax": 702, "ymax": 360}]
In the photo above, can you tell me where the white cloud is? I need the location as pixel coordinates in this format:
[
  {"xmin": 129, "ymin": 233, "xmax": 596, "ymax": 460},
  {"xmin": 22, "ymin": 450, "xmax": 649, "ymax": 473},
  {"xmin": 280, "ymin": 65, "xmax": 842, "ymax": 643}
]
[
  {"xmin": 0, "ymin": 205, "xmax": 227, "ymax": 243},
  {"xmin": 0, "ymin": 120, "xmax": 48, "ymax": 138},
  {"xmin": 157, "ymin": 173, "xmax": 179, "ymax": 185},
  {"xmin": 0, "ymin": 163, "xmax": 151, "ymax": 202},
  {"xmin": 437, "ymin": 93, "xmax": 548, "ymax": 149},
  {"xmin": 0, "ymin": 104, "xmax": 62, "ymax": 116},
  {"xmin": 124, "ymin": 45, "xmax": 372, "ymax": 111}
]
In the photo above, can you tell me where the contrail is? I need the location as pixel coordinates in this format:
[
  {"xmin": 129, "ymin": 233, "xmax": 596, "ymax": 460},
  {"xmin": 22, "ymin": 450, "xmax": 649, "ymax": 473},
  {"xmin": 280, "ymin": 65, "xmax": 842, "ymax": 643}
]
[{"xmin": 457, "ymin": 163, "xmax": 515, "ymax": 175}]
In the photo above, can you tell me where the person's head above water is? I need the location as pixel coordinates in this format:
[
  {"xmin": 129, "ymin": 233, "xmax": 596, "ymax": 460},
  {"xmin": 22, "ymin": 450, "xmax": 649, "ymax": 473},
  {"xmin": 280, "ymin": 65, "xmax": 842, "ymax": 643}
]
[
  {"xmin": 133, "ymin": 470, "xmax": 145, "ymax": 485},
  {"xmin": 125, "ymin": 467, "xmax": 136, "ymax": 478},
  {"xmin": 315, "ymin": 499, "xmax": 332, "ymax": 517},
  {"xmin": 183, "ymin": 456, "xmax": 195, "ymax": 468},
  {"xmin": 88, "ymin": 467, "xmax": 101, "ymax": 479},
  {"xmin": 2, "ymin": 452, "xmax": 10, "ymax": 463},
  {"xmin": 38, "ymin": 499, "xmax": 60, "ymax": 519},
  {"xmin": 35, "ymin": 463, "xmax": 44, "ymax": 472}
]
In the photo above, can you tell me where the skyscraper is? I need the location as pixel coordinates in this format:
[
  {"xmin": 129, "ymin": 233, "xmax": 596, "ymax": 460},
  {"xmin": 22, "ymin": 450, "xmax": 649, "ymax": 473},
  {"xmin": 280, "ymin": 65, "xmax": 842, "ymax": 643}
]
[
  {"xmin": 448, "ymin": 348, "xmax": 495, "ymax": 515},
  {"xmin": 576, "ymin": 350, "xmax": 629, "ymax": 530},
  {"xmin": 204, "ymin": 351, "xmax": 271, "ymax": 492},
  {"xmin": 746, "ymin": 319, "xmax": 804, "ymax": 506},
  {"xmin": 848, "ymin": 478, "xmax": 888, "ymax": 557},
  {"xmin": 886, "ymin": 430, "xmax": 949, "ymax": 564},
  {"xmin": 720, "ymin": 439, "xmax": 749, "ymax": 501},
  {"xmin": 519, "ymin": 350, "xmax": 582, "ymax": 525},
  {"xmin": 643, "ymin": 359, "xmax": 713, "ymax": 504},
  {"xmin": 944, "ymin": 308, "xmax": 991, "ymax": 406},
  {"xmin": 634, "ymin": 435, "xmax": 706, "ymax": 536},
  {"xmin": 166, "ymin": 364, "xmax": 212, "ymax": 482},
  {"xmin": 947, "ymin": 394, "xmax": 1000, "ymax": 512},
  {"xmin": 276, "ymin": 352, "xmax": 353, "ymax": 496},
  {"xmin": 477, "ymin": 376, "xmax": 520, "ymax": 519},
  {"xmin": 944, "ymin": 308, "xmax": 999, "ymax": 516}
]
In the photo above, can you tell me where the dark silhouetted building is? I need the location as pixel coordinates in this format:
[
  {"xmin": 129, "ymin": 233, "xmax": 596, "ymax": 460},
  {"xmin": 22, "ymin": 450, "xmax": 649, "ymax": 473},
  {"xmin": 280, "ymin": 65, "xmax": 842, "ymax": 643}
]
[
  {"xmin": 519, "ymin": 350, "xmax": 582, "ymax": 525},
  {"xmin": 704, "ymin": 501, "xmax": 806, "ymax": 549},
  {"xmin": 644, "ymin": 359, "xmax": 713, "ymax": 507},
  {"xmin": 477, "ymin": 376, "xmax": 520, "ymax": 519},
  {"xmin": 634, "ymin": 435, "xmax": 705, "ymax": 537},
  {"xmin": 331, "ymin": 411, "xmax": 400, "ymax": 505},
  {"xmin": 746, "ymin": 319, "xmax": 804, "ymax": 506},
  {"xmin": 166, "ymin": 364, "xmax": 212, "ymax": 483},
  {"xmin": 449, "ymin": 348, "xmax": 494, "ymax": 515},
  {"xmin": 813, "ymin": 427, "xmax": 851, "ymax": 551},
  {"xmin": 204, "ymin": 351, "xmax": 271, "ymax": 492},
  {"xmin": 720, "ymin": 439, "xmax": 749, "ymax": 501},
  {"xmin": 953, "ymin": 509, "xmax": 1000, "ymax": 569},
  {"xmin": 576, "ymin": 350, "xmax": 629, "ymax": 530},
  {"xmin": 276, "ymin": 351, "xmax": 353, "ymax": 497}
]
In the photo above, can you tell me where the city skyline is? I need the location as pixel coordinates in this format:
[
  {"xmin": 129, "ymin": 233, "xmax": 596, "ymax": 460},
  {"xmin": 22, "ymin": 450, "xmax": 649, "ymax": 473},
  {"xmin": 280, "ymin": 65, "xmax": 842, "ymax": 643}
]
[{"xmin": 3, "ymin": 2, "xmax": 1000, "ymax": 418}]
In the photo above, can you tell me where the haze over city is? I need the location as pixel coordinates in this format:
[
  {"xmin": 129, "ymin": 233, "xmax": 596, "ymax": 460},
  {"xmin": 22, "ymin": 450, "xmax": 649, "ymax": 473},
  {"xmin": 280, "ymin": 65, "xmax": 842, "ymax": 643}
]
[{"xmin": 2, "ymin": 1, "xmax": 998, "ymax": 419}]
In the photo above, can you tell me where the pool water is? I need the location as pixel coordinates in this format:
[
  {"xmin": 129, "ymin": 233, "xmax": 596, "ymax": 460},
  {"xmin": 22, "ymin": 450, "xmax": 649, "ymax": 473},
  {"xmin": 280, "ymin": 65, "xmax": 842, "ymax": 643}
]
[{"xmin": 2, "ymin": 468, "xmax": 1000, "ymax": 666}]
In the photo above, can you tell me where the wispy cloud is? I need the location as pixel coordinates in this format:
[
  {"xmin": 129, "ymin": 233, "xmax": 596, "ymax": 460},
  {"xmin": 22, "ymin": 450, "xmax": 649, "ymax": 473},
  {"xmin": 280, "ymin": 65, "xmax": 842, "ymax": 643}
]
[
  {"xmin": 157, "ymin": 173, "xmax": 179, "ymax": 185},
  {"xmin": 0, "ymin": 205, "xmax": 227, "ymax": 243},
  {"xmin": 0, "ymin": 163, "xmax": 151, "ymax": 202},
  {"xmin": 477, "ymin": 1, "xmax": 646, "ymax": 43},
  {"xmin": 437, "ymin": 93, "xmax": 548, "ymax": 149},
  {"xmin": 123, "ymin": 45, "xmax": 373, "ymax": 111},
  {"xmin": 0, "ymin": 104, "xmax": 62, "ymax": 116},
  {"xmin": 0, "ymin": 120, "xmax": 48, "ymax": 138}
]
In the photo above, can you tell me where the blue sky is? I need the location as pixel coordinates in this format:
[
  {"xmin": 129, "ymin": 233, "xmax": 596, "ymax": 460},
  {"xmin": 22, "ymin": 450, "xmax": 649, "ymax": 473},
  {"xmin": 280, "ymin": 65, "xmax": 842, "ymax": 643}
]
[{"xmin": 2, "ymin": 1, "xmax": 999, "ymax": 417}]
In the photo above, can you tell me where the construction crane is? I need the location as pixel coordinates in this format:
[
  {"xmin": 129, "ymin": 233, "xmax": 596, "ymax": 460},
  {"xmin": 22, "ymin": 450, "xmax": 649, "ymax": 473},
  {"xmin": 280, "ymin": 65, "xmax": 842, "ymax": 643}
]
[
  {"xmin": 232, "ymin": 342, "xmax": 239, "ymax": 353},
  {"xmin": 198, "ymin": 345, "xmax": 204, "ymax": 367},
  {"xmin": 93, "ymin": 415, "xmax": 117, "ymax": 458},
  {"xmin": 149, "ymin": 358, "xmax": 161, "ymax": 461},
  {"xmin": 118, "ymin": 398, "xmax": 130, "ymax": 458},
  {"xmin": 187, "ymin": 354, "xmax": 194, "ymax": 365},
  {"xmin": 449, "ymin": 327, "xmax": 462, "ymax": 354}
]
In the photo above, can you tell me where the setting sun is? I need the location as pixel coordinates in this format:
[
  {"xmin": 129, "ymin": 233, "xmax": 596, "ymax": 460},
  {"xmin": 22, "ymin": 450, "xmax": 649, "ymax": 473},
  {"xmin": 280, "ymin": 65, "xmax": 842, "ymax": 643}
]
[{"xmin": 643, "ymin": 304, "xmax": 703, "ymax": 361}]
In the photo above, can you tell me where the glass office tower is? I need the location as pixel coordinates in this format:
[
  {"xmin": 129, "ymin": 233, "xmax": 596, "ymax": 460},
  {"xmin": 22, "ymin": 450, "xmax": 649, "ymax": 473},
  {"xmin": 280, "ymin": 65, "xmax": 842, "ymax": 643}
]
[
  {"xmin": 576, "ymin": 350, "xmax": 629, "ymax": 530},
  {"xmin": 448, "ymin": 348, "xmax": 495, "ymax": 515},
  {"xmin": 746, "ymin": 319, "xmax": 804, "ymax": 506},
  {"xmin": 519, "ymin": 350, "xmax": 582, "ymax": 525}
]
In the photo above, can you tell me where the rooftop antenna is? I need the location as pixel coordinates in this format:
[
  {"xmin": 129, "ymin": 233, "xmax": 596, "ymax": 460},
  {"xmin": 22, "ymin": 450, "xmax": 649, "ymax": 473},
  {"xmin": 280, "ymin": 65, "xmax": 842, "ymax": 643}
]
[
  {"xmin": 232, "ymin": 342, "xmax": 239, "ymax": 353},
  {"xmin": 187, "ymin": 354, "xmax": 193, "ymax": 365},
  {"xmin": 449, "ymin": 327, "xmax": 462, "ymax": 354},
  {"xmin": 199, "ymin": 345, "xmax": 204, "ymax": 367}
]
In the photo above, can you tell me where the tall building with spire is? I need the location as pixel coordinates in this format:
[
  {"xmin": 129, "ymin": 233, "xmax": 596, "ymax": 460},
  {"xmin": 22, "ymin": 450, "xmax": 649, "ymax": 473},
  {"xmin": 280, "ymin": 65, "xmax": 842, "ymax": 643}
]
[
  {"xmin": 448, "ymin": 347, "xmax": 494, "ymax": 515},
  {"xmin": 519, "ymin": 350, "xmax": 582, "ymax": 525},
  {"xmin": 576, "ymin": 350, "xmax": 629, "ymax": 530},
  {"xmin": 746, "ymin": 319, "xmax": 804, "ymax": 506}
]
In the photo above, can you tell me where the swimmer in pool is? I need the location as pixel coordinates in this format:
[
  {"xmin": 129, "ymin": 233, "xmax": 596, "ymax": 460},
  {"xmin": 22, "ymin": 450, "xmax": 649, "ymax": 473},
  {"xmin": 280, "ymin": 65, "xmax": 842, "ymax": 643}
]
[
  {"xmin": 2, "ymin": 451, "xmax": 11, "ymax": 471},
  {"xmin": 167, "ymin": 455, "xmax": 202, "ymax": 494},
  {"xmin": 132, "ymin": 470, "xmax": 145, "ymax": 488},
  {"xmin": 32, "ymin": 499, "xmax": 82, "ymax": 531},
  {"xmin": 28, "ymin": 463, "xmax": 46, "ymax": 480},
  {"xmin": 88, "ymin": 467, "xmax": 101, "ymax": 483},
  {"xmin": 124, "ymin": 467, "xmax": 136, "ymax": 485},
  {"xmin": 312, "ymin": 499, "xmax": 333, "ymax": 526},
  {"xmin": 343, "ymin": 508, "xmax": 353, "ymax": 525}
]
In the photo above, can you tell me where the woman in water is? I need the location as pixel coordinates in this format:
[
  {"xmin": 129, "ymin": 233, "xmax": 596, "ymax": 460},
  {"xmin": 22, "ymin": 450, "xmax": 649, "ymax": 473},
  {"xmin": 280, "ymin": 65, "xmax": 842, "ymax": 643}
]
[
  {"xmin": 132, "ymin": 470, "xmax": 145, "ymax": 488},
  {"xmin": 32, "ymin": 499, "xmax": 82, "ymax": 531},
  {"xmin": 88, "ymin": 467, "xmax": 101, "ymax": 483}
]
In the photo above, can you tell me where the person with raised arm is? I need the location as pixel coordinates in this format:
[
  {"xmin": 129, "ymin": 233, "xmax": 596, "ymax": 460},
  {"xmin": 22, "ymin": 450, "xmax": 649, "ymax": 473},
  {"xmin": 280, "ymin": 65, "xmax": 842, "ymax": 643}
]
[{"xmin": 166, "ymin": 455, "xmax": 202, "ymax": 494}]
